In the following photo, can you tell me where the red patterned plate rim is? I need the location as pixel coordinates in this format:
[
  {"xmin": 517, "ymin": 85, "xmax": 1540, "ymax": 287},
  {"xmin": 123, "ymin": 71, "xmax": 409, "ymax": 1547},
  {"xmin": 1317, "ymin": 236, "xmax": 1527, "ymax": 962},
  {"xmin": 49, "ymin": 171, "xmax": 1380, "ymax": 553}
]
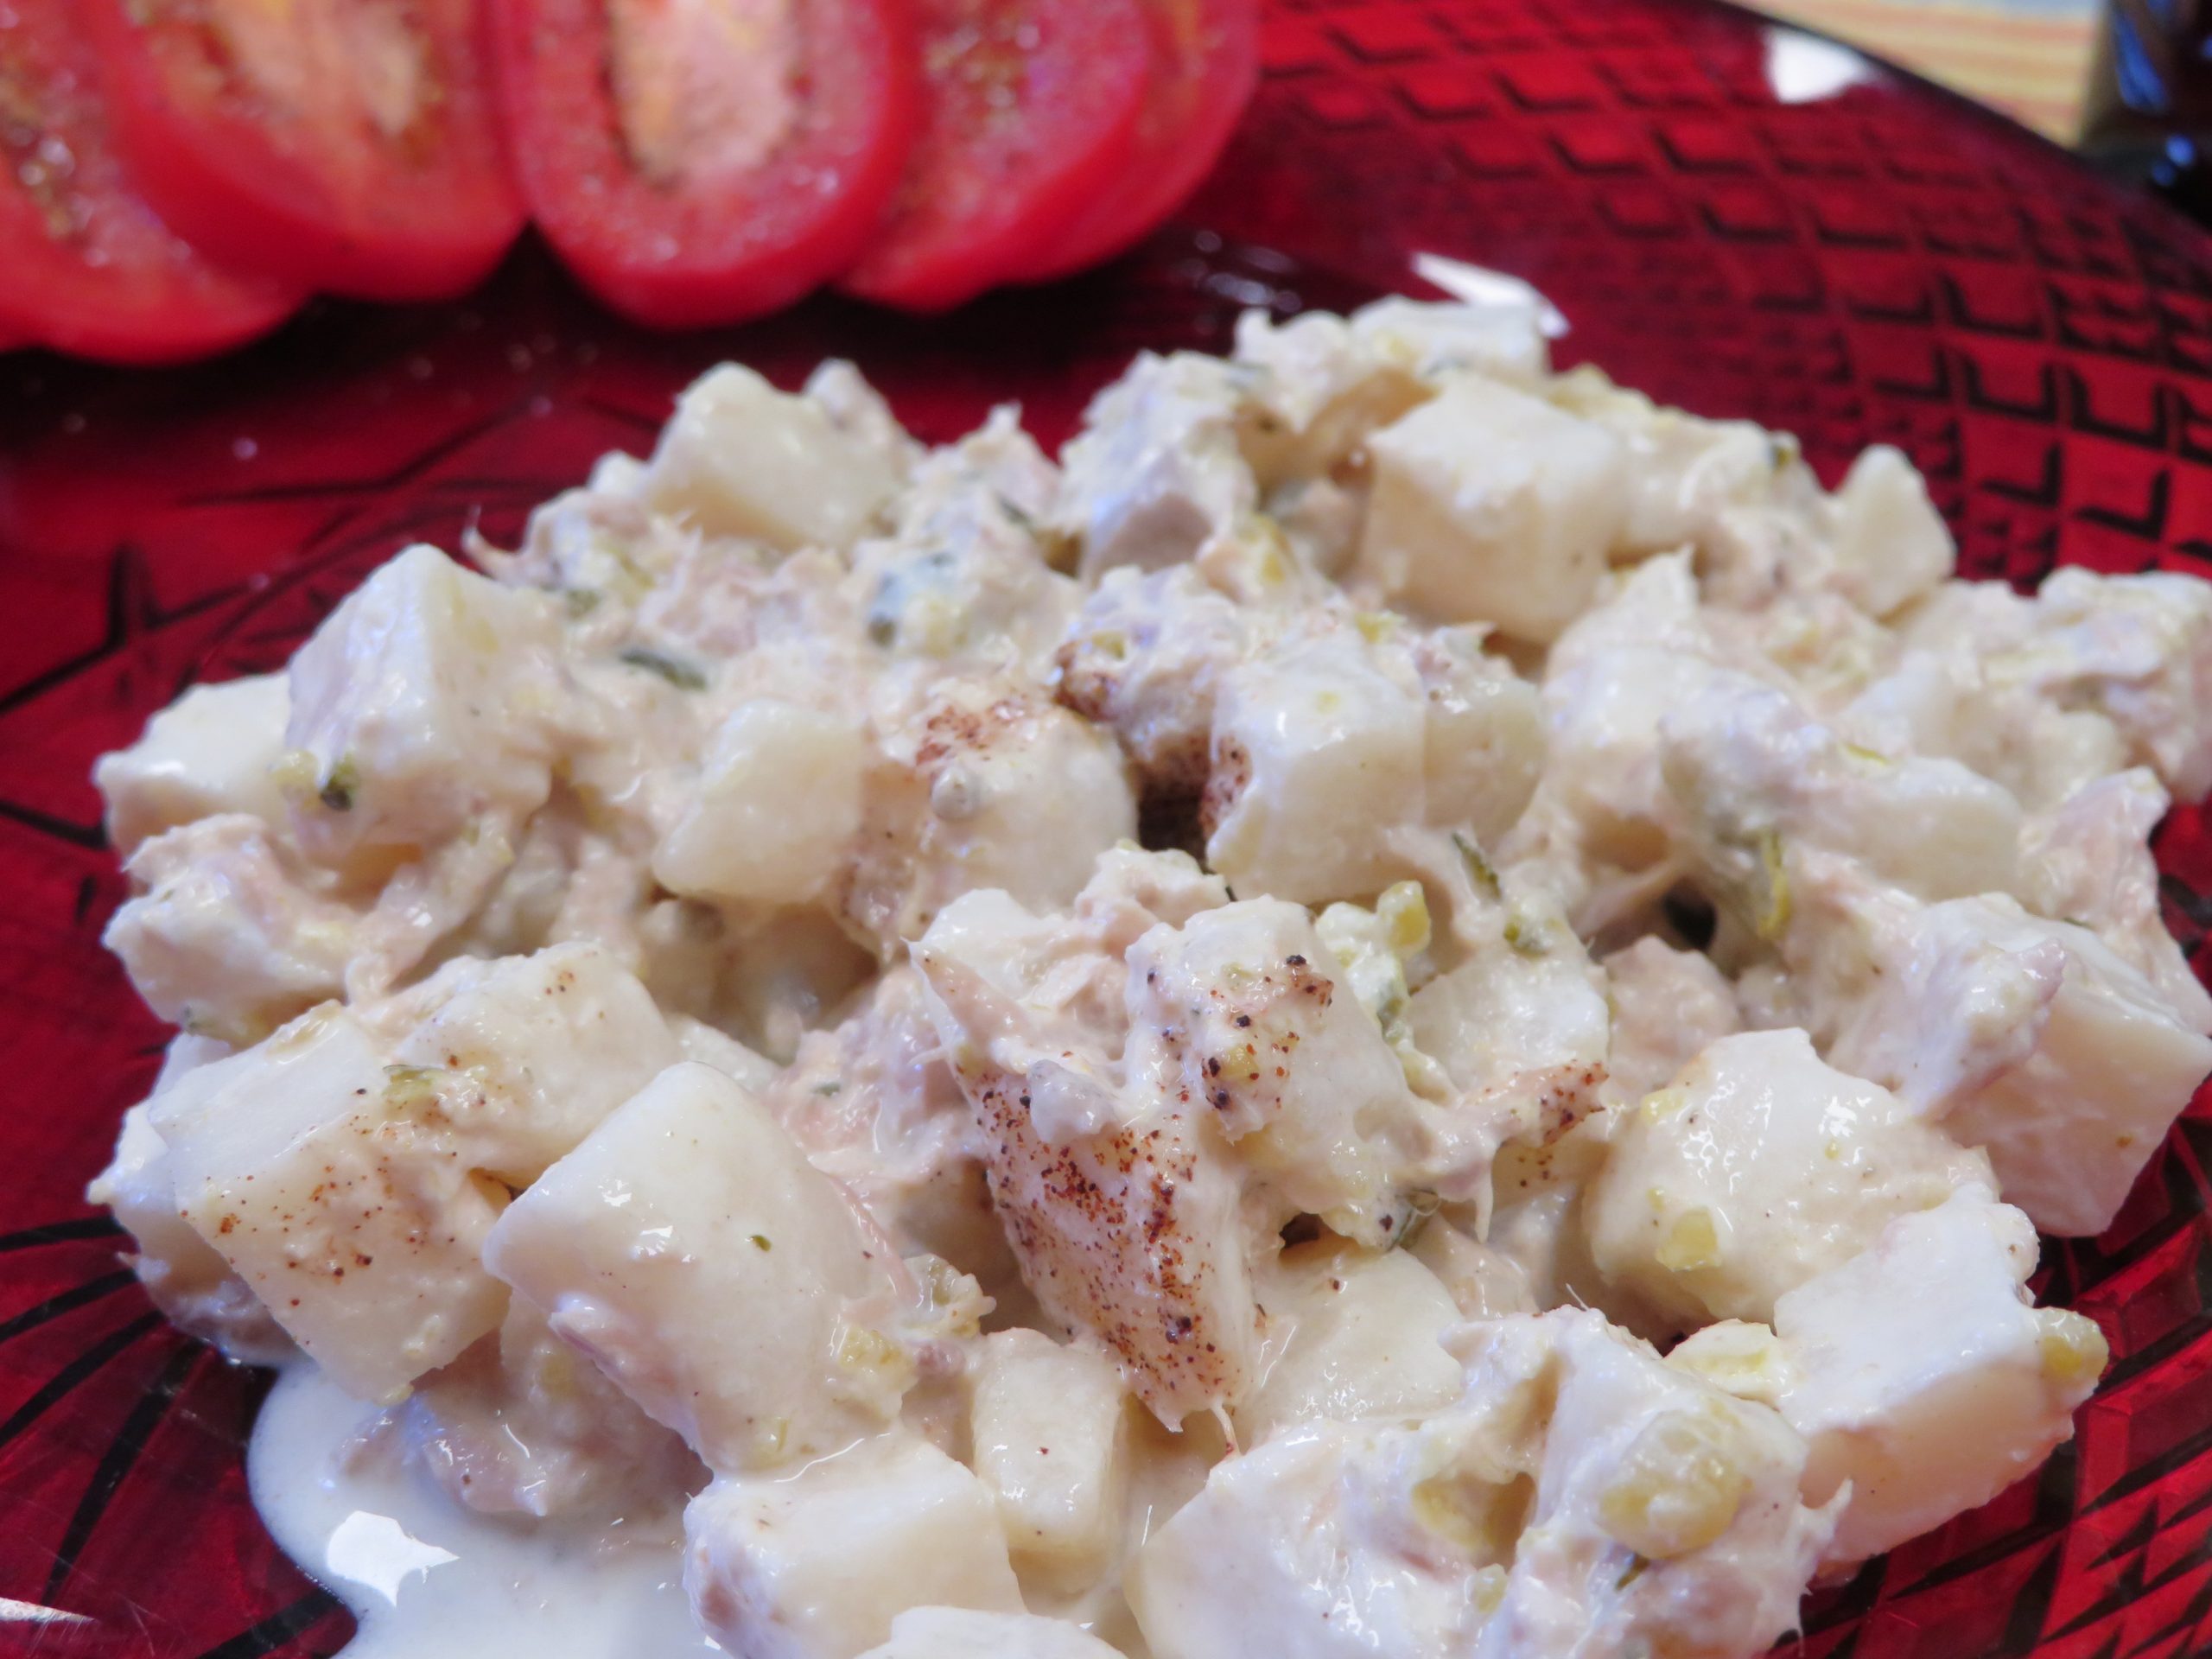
[{"xmin": 7, "ymin": 3, "xmax": 2212, "ymax": 1656}]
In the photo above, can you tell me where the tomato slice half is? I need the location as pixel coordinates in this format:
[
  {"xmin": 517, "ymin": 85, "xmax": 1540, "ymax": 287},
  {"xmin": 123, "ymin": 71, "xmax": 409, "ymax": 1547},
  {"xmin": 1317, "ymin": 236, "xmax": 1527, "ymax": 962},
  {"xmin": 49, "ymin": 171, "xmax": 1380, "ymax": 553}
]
[
  {"xmin": 839, "ymin": 0, "xmax": 1151, "ymax": 313},
  {"xmin": 1014, "ymin": 0, "xmax": 1258, "ymax": 282},
  {"xmin": 81, "ymin": 0, "xmax": 524, "ymax": 302},
  {"xmin": 488, "ymin": 0, "xmax": 918, "ymax": 330},
  {"xmin": 0, "ymin": 0, "xmax": 302, "ymax": 365}
]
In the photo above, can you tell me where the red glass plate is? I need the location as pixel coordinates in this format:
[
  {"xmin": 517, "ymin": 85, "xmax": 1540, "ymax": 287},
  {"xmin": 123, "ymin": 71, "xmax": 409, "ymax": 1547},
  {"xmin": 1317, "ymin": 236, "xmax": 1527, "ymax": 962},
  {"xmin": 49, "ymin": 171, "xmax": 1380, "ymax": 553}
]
[{"xmin": 6, "ymin": 2, "xmax": 2212, "ymax": 1654}]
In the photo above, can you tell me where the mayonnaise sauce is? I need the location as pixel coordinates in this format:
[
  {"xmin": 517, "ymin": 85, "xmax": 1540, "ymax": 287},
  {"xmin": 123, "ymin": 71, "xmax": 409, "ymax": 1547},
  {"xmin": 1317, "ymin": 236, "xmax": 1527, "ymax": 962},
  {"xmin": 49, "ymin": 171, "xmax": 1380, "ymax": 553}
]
[{"xmin": 248, "ymin": 1364, "xmax": 717, "ymax": 1659}]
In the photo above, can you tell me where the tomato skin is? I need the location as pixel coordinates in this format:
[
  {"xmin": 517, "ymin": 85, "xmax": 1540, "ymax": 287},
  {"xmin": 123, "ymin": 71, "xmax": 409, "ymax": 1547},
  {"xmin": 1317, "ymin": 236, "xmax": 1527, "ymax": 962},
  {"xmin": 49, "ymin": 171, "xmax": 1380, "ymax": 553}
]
[
  {"xmin": 489, "ymin": 0, "xmax": 918, "ymax": 330},
  {"xmin": 840, "ymin": 0, "xmax": 1152, "ymax": 314},
  {"xmin": 0, "ymin": 200, "xmax": 297, "ymax": 366},
  {"xmin": 0, "ymin": 0, "xmax": 301, "ymax": 365},
  {"xmin": 81, "ymin": 0, "xmax": 525, "ymax": 302},
  {"xmin": 1016, "ymin": 0, "xmax": 1258, "ymax": 282}
]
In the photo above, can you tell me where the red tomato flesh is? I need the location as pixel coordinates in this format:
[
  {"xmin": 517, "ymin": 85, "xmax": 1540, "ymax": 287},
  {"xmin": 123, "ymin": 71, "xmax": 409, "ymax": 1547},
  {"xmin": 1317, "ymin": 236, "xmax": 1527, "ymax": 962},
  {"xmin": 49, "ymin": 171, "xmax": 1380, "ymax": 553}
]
[
  {"xmin": 82, "ymin": 0, "xmax": 524, "ymax": 302},
  {"xmin": 1016, "ymin": 0, "xmax": 1257, "ymax": 282},
  {"xmin": 840, "ymin": 0, "xmax": 1151, "ymax": 313},
  {"xmin": 489, "ymin": 0, "xmax": 918, "ymax": 329},
  {"xmin": 0, "ymin": 0, "xmax": 301, "ymax": 365}
]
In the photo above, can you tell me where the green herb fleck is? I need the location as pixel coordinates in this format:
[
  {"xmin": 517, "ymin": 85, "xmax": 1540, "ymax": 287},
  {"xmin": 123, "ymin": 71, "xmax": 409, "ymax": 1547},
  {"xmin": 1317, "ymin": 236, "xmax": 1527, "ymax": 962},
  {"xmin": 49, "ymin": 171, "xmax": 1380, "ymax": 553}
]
[
  {"xmin": 1618, "ymin": 1554, "xmax": 1651, "ymax": 1590},
  {"xmin": 1503, "ymin": 913, "xmax": 1548, "ymax": 957},
  {"xmin": 1453, "ymin": 830, "xmax": 1503, "ymax": 900},
  {"xmin": 617, "ymin": 646, "xmax": 707, "ymax": 690},
  {"xmin": 385, "ymin": 1064, "xmax": 443, "ymax": 1108},
  {"xmin": 318, "ymin": 756, "xmax": 360, "ymax": 813},
  {"xmin": 1079, "ymin": 627, "xmax": 1129, "ymax": 663},
  {"xmin": 563, "ymin": 587, "xmax": 603, "ymax": 619},
  {"xmin": 751, "ymin": 1234, "xmax": 772, "ymax": 1252},
  {"xmin": 1391, "ymin": 1192, "xmax": 1440, "ymax": 1251},
  {"xmin": 812, "ymin": 1080, "xmax": 844, "ymax": 1096},
  {"xmin": 996, "ymin": 493, "xmax": 1036, "ymax": 532},
  {"xmin": 1754, "ymin": 829, "xmax": 1792, "ymax": 944}
]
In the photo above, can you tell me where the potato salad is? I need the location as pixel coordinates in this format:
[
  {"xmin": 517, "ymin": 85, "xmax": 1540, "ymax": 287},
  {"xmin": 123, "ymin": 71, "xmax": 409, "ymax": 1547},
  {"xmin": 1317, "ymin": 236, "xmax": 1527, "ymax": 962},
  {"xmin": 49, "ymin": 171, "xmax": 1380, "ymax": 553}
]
[{"xmin": 88, "ymin": 276, "xmax": 2212, "ymax": 1659}]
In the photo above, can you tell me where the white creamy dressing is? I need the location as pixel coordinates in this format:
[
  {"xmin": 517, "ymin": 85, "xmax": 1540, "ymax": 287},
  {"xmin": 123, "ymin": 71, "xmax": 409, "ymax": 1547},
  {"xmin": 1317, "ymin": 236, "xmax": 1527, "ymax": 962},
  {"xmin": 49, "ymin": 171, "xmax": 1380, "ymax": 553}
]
[
  {"xmin": 93, "ymin": 276, "xmax": 2207, "ymax": 1659},
  {"xmin": 250, "ymin": 1364, "xmax": 717, "ymax": 1658}
]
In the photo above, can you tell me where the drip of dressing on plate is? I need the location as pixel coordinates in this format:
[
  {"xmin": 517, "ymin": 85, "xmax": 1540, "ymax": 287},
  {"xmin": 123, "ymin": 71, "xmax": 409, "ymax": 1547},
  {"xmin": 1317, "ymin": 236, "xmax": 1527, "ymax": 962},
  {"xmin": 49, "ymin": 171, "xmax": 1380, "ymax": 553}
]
[{"xmin": 250, "ymin": 1363, "xmax": 719, "ymax": 1658}]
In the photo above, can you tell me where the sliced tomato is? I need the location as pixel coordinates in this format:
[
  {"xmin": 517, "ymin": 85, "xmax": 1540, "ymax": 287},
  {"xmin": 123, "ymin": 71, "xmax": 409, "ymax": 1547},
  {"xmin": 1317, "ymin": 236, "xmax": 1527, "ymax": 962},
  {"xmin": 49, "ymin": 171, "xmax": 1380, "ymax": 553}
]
[
  {"xmin": 0, "ymin": 0, "xmax": 301, "ymax": 365},
  {"xmin": 1015, "ymin": 0, "xmax": 1258, "ymax": 282},
  {"xmin": 488, "ymin": 0, "xmax": 917, "ymax": 329},
  {"xmin": 840, "ymin": 0, "xmax": 1151, "ymax": 313},
  {"xmin": 81, "ymin": 0, "xmax": 524, "ymax": 302}
]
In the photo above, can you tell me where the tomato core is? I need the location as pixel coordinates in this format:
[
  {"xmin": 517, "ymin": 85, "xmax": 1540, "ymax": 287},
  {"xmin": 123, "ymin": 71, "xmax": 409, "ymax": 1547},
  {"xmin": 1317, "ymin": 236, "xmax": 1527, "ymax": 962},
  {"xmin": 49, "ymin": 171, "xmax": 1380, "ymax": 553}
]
[{"xmin": 605, "ymin": 0, "xmax": 799, "ymax": 187}]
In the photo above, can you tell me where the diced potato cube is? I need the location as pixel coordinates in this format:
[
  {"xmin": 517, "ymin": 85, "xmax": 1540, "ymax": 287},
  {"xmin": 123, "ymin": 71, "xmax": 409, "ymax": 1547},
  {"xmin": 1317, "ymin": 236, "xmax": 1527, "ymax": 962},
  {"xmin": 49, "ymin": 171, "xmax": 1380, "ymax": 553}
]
[
  {"xmin": 653, "ymin": 700, "xmax": 870, "ymax": 905},
  {"xmin": 856, "ymin": 1608, "xmax": 1126, "ymax": 1659},
  {"xmin": 485, "ymin": 1062, "xmax": 904, "ymax": 1471},
  {"xmin": 1203, "ymin": 632, "xmax": 1426, "ymax": 905},
  {"xmin": 1660, "ymin": 671, "xmax": 2024, "ymax": 907},
  {"xmin": 1771, "ymin": 1190, "xmax": 2106, "ymax": 1565},
  {"xmin": 969, "ymin": 1331, "xmax": 1129, "ymax": 1588},
  {"xmin": 1128, "ymin": 1420, "xmax": 1477, "ymax": 1659},
  {"xmin": 1823, "ymin": 885, "xmax": 2212, "ymax": 1237},
  {"xmin": 149, "ymin": 1005, "xmax": 508, "ymax": 1401},
  {"xmin": 1055, "ymin": 351, "xmax": 1255, "ymax": 580},
  {"xmin": 104, "ymin": 814, "xmax": 355, "ymax": 1046},
  {"xmin": 1809, "ymin": 750, "xmax": 2024, "ymax": 906},
  {"xmin": 1940, "ymin": 914, "xmax": 2212, "ymax": 1236},
  {"xmin": 284, "ymin": 544, "xmax": 568, "ymax": 860},
  {"xmin": 2032, "ymin": 568, "xmax": 2212, "ymax": 804},
  {"xmin": 1420, "ymin": 652, "xmax": 1544, "ymax": 850},
  {"xmin": 643, "ymin": 365, "xmax": 903, "ymax": 552},
  {"xmin": 375, "ymin": 942, "xmax": 682, "ymax": 1185},
  {"xmin": 1586, "ymin": 1030, "xmax": 1991, "ymax": 1327},
  {"xmin": 802, "ymin": 359, "xmax": 923, "ymax": 482},
  {"xmin": 1825, "ymin": 445, "xmax": 1953, "ymax": 618},
  {"xmin": 669, "ymin": 1013, "xmax": 781, "ymax": 1090},
  {"xmin": 1402, "ymin": 894, "xmax": 1613, "ymax": 1112},
  {"xmin": 850, "ymin": 690, "xmax": 1140, "ymax": 954},
  {"xmin": 685, "ymin": 1433, "xmax": 1023, "ymax": 1659},
  {"xmin": 1357, "ymin": 376, "xmax": 1628, "ymax": 642},
  {"xmin": 912, "ymin": 698, "xmax": 1138, "ymax": 923},
  {"xmin": 1228, "ymin": 310, "xmax": 1431, "ymax": 486},
  {"xmin": 2018, "ymin": 767, "xmax": 2212, "ymax": 1032},
  {"xmin": 1546, "ymin": 365, "xmax": 1777, "ymax": 558},
  {"xmin": 95, "ymin": 673, "xmax": 290, "ymax": 857},
  {"xmin": 1529, "ymin": 557, "xmax": 1721, "ymax": 868},
  {"xmin": 1236, "ymin": 1243, "xmax": 1464, "ymax": 1446},
  {"xmin": 89, "ymin": 1094, "xmax": 290, "ymax": 1365},
  {"xmin": 1351, "ymin": 291, "xmax": 1550, "ymax": 385}
]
